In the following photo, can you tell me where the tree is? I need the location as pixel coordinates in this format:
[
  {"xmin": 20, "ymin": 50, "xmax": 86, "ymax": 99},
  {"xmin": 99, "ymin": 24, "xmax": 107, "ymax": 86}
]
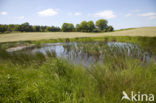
[
  {"xmin": 96, "ymin": 19, "xmax": 108, "ymax": 31},
  {"xmin": 93, "ymin": 28, "xmax": 101, "ymax": 32},
  {"xmin": 0, "ymin": 25, "xmax": 8, "ymax": 33},
  {"xmin": 87, "ymin": 21, "xmax": 95, "ymax": 32},
  {"xmin": 14, "ymin": 25, "xmax": 20, "ymax": 31},
  {"xmin": 61, "ymin": 23, "xmax": 74, "ymax": 32},
  {"xmin": 107, "ymin": 25, "xmax": 114, "ymax": 32},
  {"xmin": 46, "ymin": 26, "xmax": 60, "ymax": 32},
  {"xmin": 18, "ymin": 22, "xmax": 33, "ymax": 32},
  {"xmin": 52, "ymin": 26, "xmax": 61, "ymax": 32},
  {"xmin": 75, "ymin": 24, "xmax": 81, "ymax": 32},
  {"xmin": 8, "ymin": 24, "xmax": 15, "ymax": 32},
  {"xmin": 80, "ymin": 21, "xmax": 88, "ymax": 32},
  {"xmin": 40, "ymin": 26, "xmax": 47, "ymax": 32},
  {"xmin": 33, "ymin": 26, "xmax": 40, "ymax": 32}
]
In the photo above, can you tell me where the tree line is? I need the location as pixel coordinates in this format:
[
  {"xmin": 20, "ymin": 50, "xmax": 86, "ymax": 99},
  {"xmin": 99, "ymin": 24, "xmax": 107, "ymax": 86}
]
[
  {"xmin": 0, "ymin": 19, "xmax": 113, "ymax": 33},
  {"xmin": 0, "ymin": 22, "xmax": 60, "ymax": 33}
]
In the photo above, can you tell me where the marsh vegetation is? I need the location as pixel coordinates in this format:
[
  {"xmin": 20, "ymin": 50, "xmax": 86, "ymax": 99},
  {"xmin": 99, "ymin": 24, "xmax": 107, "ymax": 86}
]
[
  {"xmin": 7, "ymin": 41, "xmax": 153, "ymax": 67},
  {"xmin": 0, "ymin": 36, "xmax": 156, "ymax": 103}
]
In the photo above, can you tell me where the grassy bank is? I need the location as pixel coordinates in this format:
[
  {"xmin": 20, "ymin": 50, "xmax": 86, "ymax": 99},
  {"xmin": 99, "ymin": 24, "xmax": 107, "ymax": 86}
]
[{"xmin": 0, "ymin": 46, "xmax": 156, "ymax": 103}]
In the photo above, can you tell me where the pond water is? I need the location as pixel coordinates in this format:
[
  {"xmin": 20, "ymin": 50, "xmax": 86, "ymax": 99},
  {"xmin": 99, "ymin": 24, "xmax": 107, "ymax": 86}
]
[{"xmin": 10, "ymin": 41, "xmax": 153, "ymax": 67}]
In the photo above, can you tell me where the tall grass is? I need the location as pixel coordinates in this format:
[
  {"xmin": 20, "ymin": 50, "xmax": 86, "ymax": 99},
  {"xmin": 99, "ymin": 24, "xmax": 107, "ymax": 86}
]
[{"xmin": 0, "ymin": 45, "xmax": 155, "ymax": 103}]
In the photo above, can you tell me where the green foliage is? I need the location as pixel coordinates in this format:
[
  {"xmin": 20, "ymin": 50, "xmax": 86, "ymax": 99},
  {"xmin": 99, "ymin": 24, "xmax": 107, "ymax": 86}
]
[
  {"xmin": 40, "ymin": 26, "xmax": 47, "ymax": 32},
  {"xmin": 96, "ymin": 19, "xmax": 108, "ymax": 30},
  {"xmin": 93, "ymin": 28, "xmax": 101, "ymax": 32},
  {"xmin": 75, "ymin": 24, "xmax": 81, "ymax": 32},
  {"xmin": 32, "ymin": 26, "xmax": 40, "ymax": 32},
  {"xmin": 106, "ymin": 25, "xmax": 114, "ymax": 32},
  {"xmin": 0, "ymin": 24, "xmax": 8, "ymax": 33},
  {"xmin": 76, "ymin": 19, "xmax": 113, "ymax": 32},
  {"xmin": 87, "ymin": 21, "xmax": 95, "ymax": 32},
  {"xmin": 79, "ymin": 21, "xmax": 88, "ymax": 32},
  {"xmin": 0, "ymin": 45, "xmax": 155, "ymax": 102},
  {"xmin": 0, "ymin": 23, "xmax": 61, "ymax": 33},
  {"xmin": 17, "ymin": 22, "xmax": 33, "ymax": 32},
  {"xmin": 78, "ymin": 21, "xmax": 95, "ymax": 32},
  {"xmin": 61, "ymin": 23, "xmax": 74, "ymax": 32},
  {"xmin": 7, "ymin": 24, "xmax": 16, "ymax": 32},
  {"xmin": 46, "ymin": 26, "xmax": 60, "ymax": 32},
  {"xmin": 0, "ymin": 19, "xmax": 114, "ymax": 33}
]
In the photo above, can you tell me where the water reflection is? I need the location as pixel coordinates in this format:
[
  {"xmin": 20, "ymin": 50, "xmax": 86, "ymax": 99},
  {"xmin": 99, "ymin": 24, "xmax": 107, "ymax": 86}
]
[{"xmin": 20, "ymin": 42, "xmax": 152, "ymax": 66}]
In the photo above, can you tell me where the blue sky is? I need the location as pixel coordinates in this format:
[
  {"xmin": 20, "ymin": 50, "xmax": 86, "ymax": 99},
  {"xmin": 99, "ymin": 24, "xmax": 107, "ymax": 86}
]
[{"xmin": 0, "ymin": 0, "xmax": 156, "ymax": 29}]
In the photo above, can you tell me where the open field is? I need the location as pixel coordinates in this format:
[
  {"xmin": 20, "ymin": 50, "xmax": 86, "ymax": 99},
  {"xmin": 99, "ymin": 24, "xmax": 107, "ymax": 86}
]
[{"xmin": 0, "ymin": 27, "xmax": 156, "ymax": 43}]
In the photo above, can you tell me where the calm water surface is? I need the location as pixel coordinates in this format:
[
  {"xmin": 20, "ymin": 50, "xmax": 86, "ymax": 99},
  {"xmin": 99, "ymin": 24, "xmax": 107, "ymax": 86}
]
[{"xmin": 14, "ymin": 42, "xmax": 153, "ymax": 67}]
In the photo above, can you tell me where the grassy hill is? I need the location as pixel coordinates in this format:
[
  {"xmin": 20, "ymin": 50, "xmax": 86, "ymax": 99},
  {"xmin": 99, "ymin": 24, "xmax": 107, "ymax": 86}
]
[{"xmin": 0, "ymin": 27, "xmax": 156, "ymax": 43}]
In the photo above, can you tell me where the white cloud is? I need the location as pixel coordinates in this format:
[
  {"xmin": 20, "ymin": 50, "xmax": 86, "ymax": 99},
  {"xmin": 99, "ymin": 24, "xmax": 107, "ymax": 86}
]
[
  {"xmin": 74, "ymin": 12, "xmax": 81, "ymax": 16},
  {"xmin": 0, "ymin": 11, "xmax": 8, "ymax": 15},
  {"xmin": 38, "ymin": 9, "xmax": 58, "ymax": 16},
  {"xmin": 125, "ymin": 13, "xmax": 132, "ymax": 17},
  {"xmin": 95, "ymin": 10, "xmax": 116, "ymax": 19},
  {"xmin": 138, "ymin": 12, "xmax": 156, "ymax": 19}
]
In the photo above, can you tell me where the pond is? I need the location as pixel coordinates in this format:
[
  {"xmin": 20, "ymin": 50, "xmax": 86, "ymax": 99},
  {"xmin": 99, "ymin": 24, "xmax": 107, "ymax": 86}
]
[{"xmin": 7, "ymin": 42, "xmax": 153, "ymax": 67}]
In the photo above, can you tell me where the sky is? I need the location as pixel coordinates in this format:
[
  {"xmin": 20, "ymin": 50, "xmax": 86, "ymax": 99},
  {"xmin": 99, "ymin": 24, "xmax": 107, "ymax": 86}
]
[{"xmin": 0, "ymin": 0, "xmax": 156, "ymax": 29}]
